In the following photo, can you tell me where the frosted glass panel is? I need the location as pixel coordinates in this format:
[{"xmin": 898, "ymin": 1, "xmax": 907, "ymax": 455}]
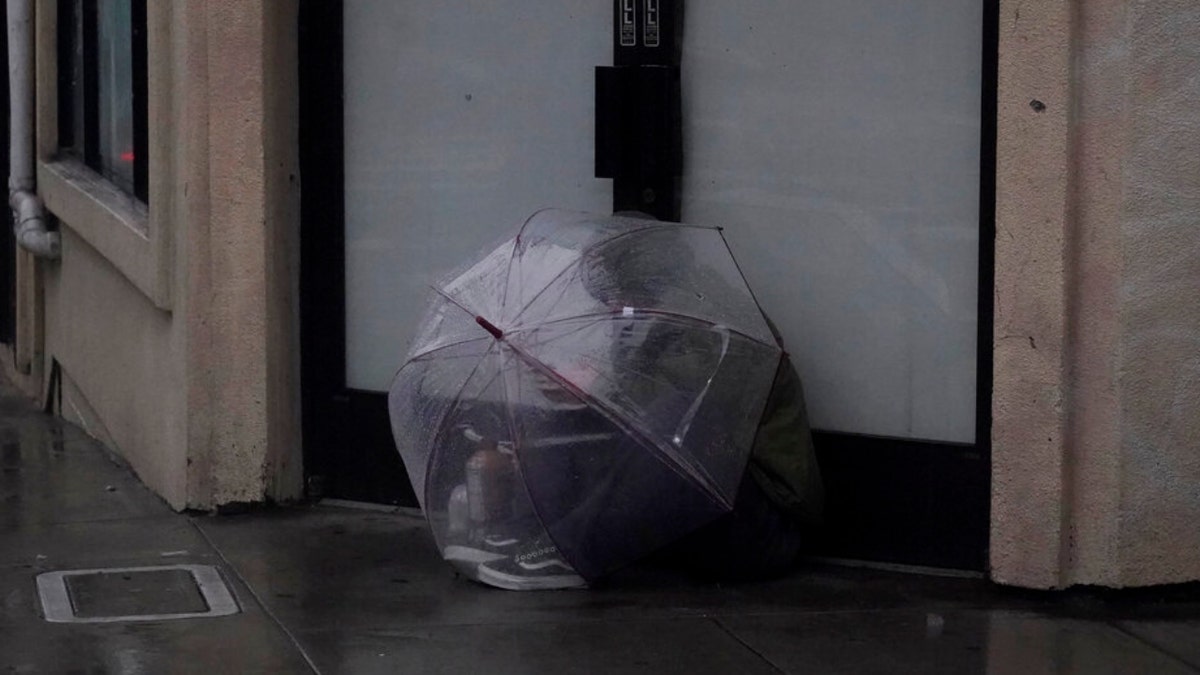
[
  {"xmin": 345, "ymin": 2, "xmax": 982, "ymax": 443},
  {"xmin": 344, "ymin": 2, "xmax": 612, "ymax": 390},
  {"xmin": 680, "ymin": 2, "xmax": 981, "ymax": 443}
]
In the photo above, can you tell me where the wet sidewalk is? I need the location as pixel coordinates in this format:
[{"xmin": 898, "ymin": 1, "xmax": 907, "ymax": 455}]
[{"xmin": 2, "ymin": 382, "xmax": 1199, "ymax": 674}]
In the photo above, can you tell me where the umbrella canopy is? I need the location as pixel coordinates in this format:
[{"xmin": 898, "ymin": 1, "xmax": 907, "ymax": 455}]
[{"xmin": 388, "ymin": 209, "xmax": 783, "ymax": 585}]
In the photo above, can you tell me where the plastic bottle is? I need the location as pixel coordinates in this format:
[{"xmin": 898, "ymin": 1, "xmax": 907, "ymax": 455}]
[
  {"xmin": 465, "ymin": 438, "xmax": 513, "ymax": 527},
  {"xmin": 447, "ymin": 484, "xmax": 470, "ymax": 536}
]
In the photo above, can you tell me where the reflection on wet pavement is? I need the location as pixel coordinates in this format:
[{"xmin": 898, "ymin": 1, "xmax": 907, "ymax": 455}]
[{"xmin": 1, "ymin": 381, "xmax": 1198, "ymax": 673}]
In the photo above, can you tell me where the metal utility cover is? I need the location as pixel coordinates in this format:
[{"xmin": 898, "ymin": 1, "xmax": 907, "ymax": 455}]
[{"xmin": 37, "ymin": 565, "xmax": 239, "ymax": 623}]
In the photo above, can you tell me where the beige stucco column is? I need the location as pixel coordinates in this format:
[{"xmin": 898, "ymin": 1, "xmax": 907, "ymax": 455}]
[
  {"xmin": 18, "ymin": 0, "xmax": 301, "ymax": 509},
  {"xmin": 992, "ymin": 0, "xmax": 1200, "ymax": 588},
  {"xmin": 185, "ymin": 0, "xmax": 303, "ymax": 506}
]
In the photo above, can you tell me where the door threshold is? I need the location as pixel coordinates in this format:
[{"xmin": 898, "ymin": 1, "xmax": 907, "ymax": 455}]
[
  {"xmin": 802, "ymin": 556, "xmax": 986, "ymax": 580},
  {"xmin": 318, "ymin": 498, "xmax": 423, "ymax": 518}
]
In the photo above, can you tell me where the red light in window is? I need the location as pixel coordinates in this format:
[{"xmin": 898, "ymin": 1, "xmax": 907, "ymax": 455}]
[{"xmin": 120, "ymin": 151, "xmax": 135, "ymax": 162}]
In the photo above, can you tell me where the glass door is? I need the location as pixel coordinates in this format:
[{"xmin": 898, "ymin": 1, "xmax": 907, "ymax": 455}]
[{"xmin": 301, "ymin": 1, "xmax": 996, "ymax": 569}]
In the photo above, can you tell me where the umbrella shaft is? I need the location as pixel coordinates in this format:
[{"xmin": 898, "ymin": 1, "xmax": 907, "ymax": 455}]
[{"xmin": 475, "ymin": 315, "xmax": 505, "ymax": 340}]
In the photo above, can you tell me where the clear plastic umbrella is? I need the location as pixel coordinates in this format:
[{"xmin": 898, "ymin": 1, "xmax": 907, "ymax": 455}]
[{"xmin": 388, "ymin": 209, "xmax": 783, "ymax": 589}]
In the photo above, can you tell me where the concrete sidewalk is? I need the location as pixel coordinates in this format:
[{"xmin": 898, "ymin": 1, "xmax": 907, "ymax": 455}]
[{"xmin": 2, "ymin": 381, "xmax": 1199, "ymax": 674}]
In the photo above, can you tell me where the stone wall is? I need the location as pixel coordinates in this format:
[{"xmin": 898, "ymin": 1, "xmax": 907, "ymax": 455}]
[{"xmin": 993, "ymin": 0, "xmax": 1200, "ymax": 588}]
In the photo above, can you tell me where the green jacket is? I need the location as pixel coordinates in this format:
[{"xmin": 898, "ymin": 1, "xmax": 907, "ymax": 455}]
[
  {"xmin": 748, "ymin": 352, "xmax": 824, "ymax": 527},
  {"xmin": 582, "ymin": 230, "xmax": 823, "ymax": 526},
  {"xmin": 615, "ymin": 314, "xmax": 824, "ymax": 527}
]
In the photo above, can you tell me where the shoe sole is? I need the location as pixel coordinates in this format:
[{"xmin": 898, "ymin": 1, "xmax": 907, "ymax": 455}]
[
  {"xmin": 444, "ymin": 545, "xmax": 507, "ymax": 565},
  {"xmin": 477, "ymin": 564, "xmax": 587, "ymax": 591},
  {"xmin": 477, "ymin": 557, "xmax": 590, "ymax": 588}
]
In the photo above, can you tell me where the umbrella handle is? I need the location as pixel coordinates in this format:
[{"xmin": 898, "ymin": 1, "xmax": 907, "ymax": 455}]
[{"xmin": 671, "ymin": 325, "xmax": 731, "ymax": 446}]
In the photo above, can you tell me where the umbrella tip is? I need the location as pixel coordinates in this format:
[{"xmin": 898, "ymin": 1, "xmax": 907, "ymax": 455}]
[{"xmin": 475, "ymin": 316, "xmax": 505, "ymax": 340}]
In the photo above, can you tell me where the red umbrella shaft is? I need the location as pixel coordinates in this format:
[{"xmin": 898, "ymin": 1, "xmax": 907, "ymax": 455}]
[{"xmin": 475, "ymin": 316, "xmax": 504, "ymax": 340}]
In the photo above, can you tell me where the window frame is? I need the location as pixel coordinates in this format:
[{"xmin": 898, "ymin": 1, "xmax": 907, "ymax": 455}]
[
  {"xmin": 36, "ymin": 0, "xmax": 172, "ymax": 310},
  {"xmin": 55, "ymin": 0, "xmax": 149, "ymax": 202}
]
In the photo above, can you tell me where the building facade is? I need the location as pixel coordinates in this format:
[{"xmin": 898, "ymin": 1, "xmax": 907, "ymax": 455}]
[{"xmin": 2, "ymin": 0, "xmax": 1196, "ymax": 589}]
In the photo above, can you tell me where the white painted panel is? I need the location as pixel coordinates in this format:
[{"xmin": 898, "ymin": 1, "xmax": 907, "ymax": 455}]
[
  {"xmin": 345, "ymin": 2, "xmax": 982, "ymax": 443},
  {"xmin": 680, "ymin": 2, "xmax": 982, "ymax": 442},
  {"xmin": 344, "ymin": 2, "xmax": 612, "ymax": 390}
]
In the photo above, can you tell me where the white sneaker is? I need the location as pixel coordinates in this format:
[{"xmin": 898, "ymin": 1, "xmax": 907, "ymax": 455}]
[{"xmin": 477, "ymin": 540, "xmax": 587, "ymax": 591}]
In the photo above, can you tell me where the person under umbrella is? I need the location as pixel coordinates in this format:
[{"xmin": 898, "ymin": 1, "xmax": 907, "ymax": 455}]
[{"xmin": 389, "ymin": 210, "xmax": 823, "ymax": 590}]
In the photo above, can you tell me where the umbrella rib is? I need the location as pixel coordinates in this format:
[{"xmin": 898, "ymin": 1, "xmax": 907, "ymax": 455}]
[
  {"xmin": 506, "ymin": 222, "xmax": 718, "ymax": 327},
  {"xmin": 502, "ymin": 340, "xmax": 734, "ymax": 510},
  {"xmin": 493, "ymin": 345, "xmax": 572, "ymax": 574},
  {"xmin": 507, "ymin": 308, "xmax": 777, "ymax": 348},
  {"xmin": 505, "ymin": 258, "xmax": 585, "ymax": 328},
  {"xmin": 494, "ymin": 342, "xmax": 618, "ymax": 583},
  {"xmin": 406, "ymin": 336, "xmax": 492, "ymax": 364},
  {"xmin": 500, "ymin": 209, "xmax": 573, "ymax": 325},
  {"xmin": 499, "ymin": 216, "xmax": 529, "ymax": 317},
  {"xmin": 419, "ymin": 341, "xmax": 499, "ymax": 514},
  {"xmin": 717, "ymin": 228, "xmax": 779, "ymax": 349},
  {"xmin": 430, "ymin": 285, "xmax": 481, "ymax": 321},
  {"xmin": 506, "ymin": 314, "xmax": 600, "ymax": 352}
]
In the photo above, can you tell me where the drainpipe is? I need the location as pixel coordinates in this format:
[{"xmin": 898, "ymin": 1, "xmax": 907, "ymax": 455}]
[{"xmin": 7, "ymin": 0, "xmax": 59, "ymax": 259}]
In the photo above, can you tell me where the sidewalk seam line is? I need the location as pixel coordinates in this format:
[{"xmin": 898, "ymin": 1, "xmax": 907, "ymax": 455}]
[
  {"xmin": 1109, "ymin": 621, "xmax": 1200, "ymax": 673},
  {"xmin": 190, "ymin": 519, "xmax": 323, "ymax": 675},
  {"xmin": 711, "ymin": 617, "xmax": 787, "ymax": 674}
]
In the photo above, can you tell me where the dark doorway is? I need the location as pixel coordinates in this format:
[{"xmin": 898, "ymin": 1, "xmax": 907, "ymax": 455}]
[{"xmin": 299, "ymin": 1, "xmax": 998, "ymax": 571}]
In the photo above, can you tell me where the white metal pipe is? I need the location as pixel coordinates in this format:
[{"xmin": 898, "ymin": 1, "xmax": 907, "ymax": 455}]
[
  {"xmin": 7, "ymin": 0, "xmax": 32, "ymax": 190},
  {"xmin": 7, "ymin": 0, "xmax": 59, "ymax": 259}
]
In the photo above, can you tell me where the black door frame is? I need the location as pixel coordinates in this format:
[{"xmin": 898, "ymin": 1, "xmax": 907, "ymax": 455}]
[
  {"xmin": 298, "ymin": 1, "xmax": 999, "ymax": 570},
  {"xmin": 0, "ymin": 0, "xmax": 15, "ymax": 346},
  {"xmin": 298, "ymin": 2, "xmax": 418, "ymax": 506}
]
